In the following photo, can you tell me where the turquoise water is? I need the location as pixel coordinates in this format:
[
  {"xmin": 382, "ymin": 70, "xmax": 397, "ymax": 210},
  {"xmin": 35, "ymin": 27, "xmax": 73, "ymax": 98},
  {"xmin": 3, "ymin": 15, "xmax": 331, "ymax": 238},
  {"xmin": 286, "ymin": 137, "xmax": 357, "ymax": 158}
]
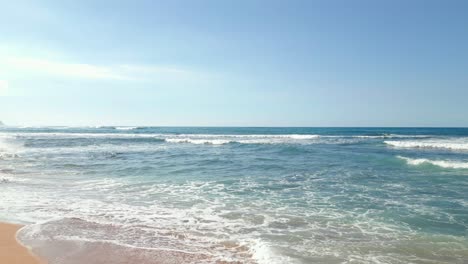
[{"xmin": 0, "ymin": 127, "xmax": 467, "ymax": 263}]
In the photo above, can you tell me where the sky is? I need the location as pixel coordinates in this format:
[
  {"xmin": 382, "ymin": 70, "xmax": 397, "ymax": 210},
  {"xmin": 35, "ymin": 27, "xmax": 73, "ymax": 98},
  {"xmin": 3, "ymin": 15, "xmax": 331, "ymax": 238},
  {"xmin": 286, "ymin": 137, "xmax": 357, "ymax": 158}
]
[{"xmin": 0, "ymin": 0, "xmax": 467, "ymax": 127}]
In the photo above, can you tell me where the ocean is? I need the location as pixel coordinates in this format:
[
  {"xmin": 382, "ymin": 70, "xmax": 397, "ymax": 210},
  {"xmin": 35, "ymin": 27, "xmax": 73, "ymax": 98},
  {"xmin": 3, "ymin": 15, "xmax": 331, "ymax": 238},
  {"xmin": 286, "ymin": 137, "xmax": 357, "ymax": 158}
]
[{"xmin": 0, "ymin": 127, "xmax": 467, "ymax": 263}]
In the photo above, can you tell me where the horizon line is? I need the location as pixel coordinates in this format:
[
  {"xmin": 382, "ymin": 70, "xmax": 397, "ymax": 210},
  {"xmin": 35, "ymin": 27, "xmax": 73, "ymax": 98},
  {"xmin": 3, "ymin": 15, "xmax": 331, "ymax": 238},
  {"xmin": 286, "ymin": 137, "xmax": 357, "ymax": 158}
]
[{"xmin": 1, "ymin": 125, "xmax": 468, "ymax": 129}]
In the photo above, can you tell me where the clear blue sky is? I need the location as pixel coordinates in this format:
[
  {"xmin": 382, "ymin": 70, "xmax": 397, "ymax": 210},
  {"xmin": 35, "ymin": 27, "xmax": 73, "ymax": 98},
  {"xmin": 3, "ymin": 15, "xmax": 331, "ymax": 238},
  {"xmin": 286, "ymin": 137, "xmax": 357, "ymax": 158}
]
[{"xmin": 1, "ymin": 0, "xmax": 467, "ymax": 126}]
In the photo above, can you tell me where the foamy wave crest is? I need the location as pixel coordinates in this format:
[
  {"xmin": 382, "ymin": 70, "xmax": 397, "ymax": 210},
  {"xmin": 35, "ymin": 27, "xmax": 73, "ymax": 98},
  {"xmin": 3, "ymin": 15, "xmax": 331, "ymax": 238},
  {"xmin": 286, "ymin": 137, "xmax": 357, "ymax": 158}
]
[
  {"xmin": 173, "ymin": 134, "xmax": 320, "ymax": 139},
  {"xmin": 115, "ymin": 127, "xmax": 138, "ymax": 130},
  {"xmin": 164, "ymin": 134, "xmax": 320, "ymax": 145},
  {"xmin": 385, "ymin": 139, "xmax": 468, "ymax": 151},
  {"xmin": 4, "ymin": 132, "xmax": 426, "ymax": 142},
  {"xmin": 0, "ymin": 174, "xmax": 28, "ymax": 183},
  {"xmin": 0, "ymin": 176, "xmax": 12, "ymax": 184},
  {"xmin": 165, "ymin": 138, "xmax": 232, "ymax": 145},
  {"xmin": 398, "ymin": 156, "xmax": 468, "ymax": 169},
  {"xmin": 0, "ymin": 136, "xmax": 23, "ymax": 157},
  {"xmin": 2, "ymin": 132, "xmax": 163, "ymax": 139},
  {"xmin": 274, "ymin": 134, "xmax": 319, "ymax": 139},
  {"xmin": 1, "ymin": 132, "xmax": 320, "ymax": 139},
  {"xmin": 353, "ymin": 134, "xmax": 429, "ymax": 139},
  {"xmin": 0, "ymin": 153, "xmax": 19, "ymax": 159}
]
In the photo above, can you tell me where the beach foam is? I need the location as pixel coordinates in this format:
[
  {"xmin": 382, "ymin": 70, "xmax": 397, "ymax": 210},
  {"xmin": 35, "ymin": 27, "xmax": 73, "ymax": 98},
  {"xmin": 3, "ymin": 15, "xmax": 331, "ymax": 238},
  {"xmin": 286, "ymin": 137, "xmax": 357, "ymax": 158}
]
[{"xmin": 17, "ymin": 218, "xmax": 257, "ymax": 263}]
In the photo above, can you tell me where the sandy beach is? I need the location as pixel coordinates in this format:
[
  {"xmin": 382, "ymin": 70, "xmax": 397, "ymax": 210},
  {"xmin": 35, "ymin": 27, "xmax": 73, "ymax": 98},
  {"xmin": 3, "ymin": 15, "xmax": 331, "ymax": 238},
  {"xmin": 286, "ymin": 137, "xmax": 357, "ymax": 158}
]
[{"xmin": 0, "ymin": 222, "xmax": 45, "ymax": 264}]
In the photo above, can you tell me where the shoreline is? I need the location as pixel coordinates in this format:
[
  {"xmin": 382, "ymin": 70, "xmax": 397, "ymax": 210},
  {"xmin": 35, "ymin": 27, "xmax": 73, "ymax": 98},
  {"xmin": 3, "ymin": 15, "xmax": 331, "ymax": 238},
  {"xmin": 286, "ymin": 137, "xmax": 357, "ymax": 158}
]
[{"xmin": 0, "ymin": 222, "xmax": 45, "ymax": 264}]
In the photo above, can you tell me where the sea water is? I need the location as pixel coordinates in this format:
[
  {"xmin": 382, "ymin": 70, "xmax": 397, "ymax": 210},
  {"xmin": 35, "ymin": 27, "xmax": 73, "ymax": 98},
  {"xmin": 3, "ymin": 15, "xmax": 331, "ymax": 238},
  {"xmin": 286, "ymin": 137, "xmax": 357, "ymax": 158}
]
[{"xmin": 0, "ymin": 127, "xmax": 467, "ymax": 263}]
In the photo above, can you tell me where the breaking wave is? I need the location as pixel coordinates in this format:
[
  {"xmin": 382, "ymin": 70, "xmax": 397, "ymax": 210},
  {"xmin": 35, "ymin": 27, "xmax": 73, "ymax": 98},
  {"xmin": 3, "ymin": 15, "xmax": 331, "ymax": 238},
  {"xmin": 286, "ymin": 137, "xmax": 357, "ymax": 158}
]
[
  {"xmin": 397, "ymin": 156, "xmax": 468, "ymax": 169},
  {"xmin": 385, "ymin": 139, "xmax": 468, "ymax": 151},
  {"xmin": 115, "ymin": 127, "xmax": 139, "ymax": 130},
  {"xmin": 165, "ymin": 138, "xmax": 232, "ymax": 145}
]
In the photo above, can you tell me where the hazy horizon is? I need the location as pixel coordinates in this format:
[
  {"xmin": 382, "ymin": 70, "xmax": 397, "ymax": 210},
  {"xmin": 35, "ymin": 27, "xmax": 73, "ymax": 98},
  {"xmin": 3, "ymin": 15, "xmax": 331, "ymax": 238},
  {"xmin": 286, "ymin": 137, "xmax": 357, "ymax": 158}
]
[{"xmin": 1, "ymin": 123, "xmax": 468, "ymax": 129}]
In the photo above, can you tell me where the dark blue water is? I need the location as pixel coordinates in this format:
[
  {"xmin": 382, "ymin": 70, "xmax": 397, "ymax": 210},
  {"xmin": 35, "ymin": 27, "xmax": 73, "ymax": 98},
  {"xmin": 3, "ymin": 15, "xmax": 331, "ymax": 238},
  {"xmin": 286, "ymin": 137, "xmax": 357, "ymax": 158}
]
[{"xmin": 0, "ymin": 127, "xmax": 467, "ymax": 263}]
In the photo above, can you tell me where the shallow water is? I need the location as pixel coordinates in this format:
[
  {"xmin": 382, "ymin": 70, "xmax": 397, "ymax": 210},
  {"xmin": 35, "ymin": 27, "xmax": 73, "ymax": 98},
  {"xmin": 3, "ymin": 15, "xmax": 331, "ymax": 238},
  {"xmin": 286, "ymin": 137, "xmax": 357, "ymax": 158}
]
[{"xmin": 1, "ymin": 127, "xmax": 467, "ymax": 263}]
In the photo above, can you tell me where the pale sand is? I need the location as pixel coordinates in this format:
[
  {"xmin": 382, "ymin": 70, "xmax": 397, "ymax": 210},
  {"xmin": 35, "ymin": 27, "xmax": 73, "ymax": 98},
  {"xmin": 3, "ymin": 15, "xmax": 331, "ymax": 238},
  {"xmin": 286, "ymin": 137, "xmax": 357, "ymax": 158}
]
[{"xmin": 0, "ymin": 222, "xmax": 45, "ymax": 264}]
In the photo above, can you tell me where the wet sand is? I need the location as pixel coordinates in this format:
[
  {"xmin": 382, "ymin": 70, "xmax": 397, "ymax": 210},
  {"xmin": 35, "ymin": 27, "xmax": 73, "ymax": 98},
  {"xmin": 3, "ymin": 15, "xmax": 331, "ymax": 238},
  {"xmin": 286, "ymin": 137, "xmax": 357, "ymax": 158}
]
[{"xmin": 0, "ymin": 222, "xmax": 45, "ymax": 264}]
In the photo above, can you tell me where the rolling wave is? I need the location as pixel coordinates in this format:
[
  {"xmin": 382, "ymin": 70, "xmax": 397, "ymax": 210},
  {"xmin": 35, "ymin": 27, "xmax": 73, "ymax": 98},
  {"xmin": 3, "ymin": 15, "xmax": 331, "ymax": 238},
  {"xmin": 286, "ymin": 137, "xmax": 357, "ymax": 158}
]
[
  {"xmin": 165, "ymin": 138, "xmax": 232, "ymax": 145},
  {"xmin": 385, "ymin": 140, "xmax": 468, "ymax": 151},
  {"xmin": 1, "ymin": 132, "xmax": 428, "ymax": 139},
  {"xmin": 352, "ymin": 134, "xmax": 429, "ymax": 139},
  {"xmin": 397, "ymin": 156, "xmax": 468, "ymax": 169},
  {"xmin": 115, "ymin": 126, "xmax": 139, "ymax": 130},
  {"xmin": 0, "ymin": 131, "xmax": 438, "ymax": 147},
  {"xmin": 164, "ymin": 138, "xmax": 319, "ymax": 145}
]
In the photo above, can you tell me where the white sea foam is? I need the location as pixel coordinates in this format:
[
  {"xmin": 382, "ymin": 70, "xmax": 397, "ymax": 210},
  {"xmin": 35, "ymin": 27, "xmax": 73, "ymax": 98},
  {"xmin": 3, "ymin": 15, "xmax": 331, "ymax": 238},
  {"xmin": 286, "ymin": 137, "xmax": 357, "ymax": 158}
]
[
  {"xmin": 2, "ymin": 128, "xmax": 467, "ymax": 263},
  {"xmin": 0, "ymin": 132, "xmax": 156, "ymax": 139},
  {"xmin": 274, "ymin": 134, "xmax": 319, "ymax": 139},
  {"xmin": 385, "ymin": 139, "xmax": 468, "ymax": 151},
  {"xmin": 0, "ymin": 136, "xmax": 23, "ymax": 158},
  {"xmin": 0, "ymin": 174, "xmax": 29, "ymax": 184},
  {"xmin": 0, "ymin": 132, "xmax": 321, "ymax": 139},
  {"xmin": 115, "ymin": 127, "xmax": 138, "ymax": 130},
  {"xmin": 3, "ymin": 173, "xmax": 467, "ymax": 263},
  {"xmin": 0, "ymin": 176, "xmax": 12, "ymax": 183},
  {"xmin": 248, "ymin": 239, "xmax": 296, "ymax": 264},
  {"xmin": 165, "ymin": 138, "xmax": 232, "ymax": 145},
  {"xmin": 0, "ymin": 132, "xmax": 432, "ymax": 143},
  {"xmin": 398, "ymin": 156, "xmax": 468, "ymax": 169},
  {"xmin": 1, "ymin": 131, "xmax": 438, "ymax": 149},
  {"xmin": 162, "ymin": 134, "xmax": 320, "ymax": 145},
  {"xmin": 353, "ymin": 134, "xmax": 429, "ymax": 139},
  {"xmin": 165, "ymin": 137, "xmax": 321, "ymax": 145},
  {"xmin": 167, "ymin": 134, "xmax": 320, "ymax": 139},
  {"xmin": 0, "ymin": 153, "xmax": 19, "ymax": 159}
]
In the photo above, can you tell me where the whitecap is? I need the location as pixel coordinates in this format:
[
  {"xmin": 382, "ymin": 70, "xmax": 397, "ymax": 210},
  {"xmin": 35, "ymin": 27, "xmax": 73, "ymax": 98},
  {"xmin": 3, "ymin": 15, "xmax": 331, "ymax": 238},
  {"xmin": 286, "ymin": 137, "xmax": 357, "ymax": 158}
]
[
  {"xmin": 165, "ymin": 138, "xmax": 231, "ymax": 145},
  {"xmin": 115, "ymin": 127, "xmax": 138, "ymax": 130},
  {"xmin": 385, "ymin": 139, "xmax": 468, "ymax": 151},
  {"xmin": 397, "ymin": 156, "xmax": 468, "ymax": 169}
]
